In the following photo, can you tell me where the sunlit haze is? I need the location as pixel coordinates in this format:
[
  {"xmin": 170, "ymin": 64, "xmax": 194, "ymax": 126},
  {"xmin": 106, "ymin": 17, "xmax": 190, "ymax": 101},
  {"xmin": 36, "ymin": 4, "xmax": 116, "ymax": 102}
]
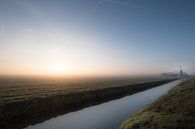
[{"xmin": 0, "ymin": 0, "xmax": 194, "ymax": 76}]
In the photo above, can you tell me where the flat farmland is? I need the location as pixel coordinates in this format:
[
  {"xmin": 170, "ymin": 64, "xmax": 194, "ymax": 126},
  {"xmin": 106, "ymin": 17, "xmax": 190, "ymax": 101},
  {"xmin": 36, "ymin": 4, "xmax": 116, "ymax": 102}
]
[
  {"xmin": 0, "ymin": 76, "xmax": 171, "ymax": 106},
  {"xmin": 0, "ymin": 76, "xmax": 176, "ymax": 129}
]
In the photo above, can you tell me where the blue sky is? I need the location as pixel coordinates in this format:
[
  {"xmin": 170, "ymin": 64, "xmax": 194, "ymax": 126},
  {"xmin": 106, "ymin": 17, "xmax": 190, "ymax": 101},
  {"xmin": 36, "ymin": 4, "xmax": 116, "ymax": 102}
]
[{"xmin": 0, "ymin": 0, "xmax": 194, "ymax": 76}]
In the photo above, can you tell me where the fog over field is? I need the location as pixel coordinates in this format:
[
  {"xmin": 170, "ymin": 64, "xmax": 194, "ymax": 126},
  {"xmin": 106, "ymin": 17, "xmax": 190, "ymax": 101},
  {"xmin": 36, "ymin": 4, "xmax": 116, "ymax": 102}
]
[
  {"xmin": 0, "ymin": 76, "xmax": 168, "ymax": 106},
  {"xmin": 0, "ymin": 0, "xmax": 194, "ymax": 129}
]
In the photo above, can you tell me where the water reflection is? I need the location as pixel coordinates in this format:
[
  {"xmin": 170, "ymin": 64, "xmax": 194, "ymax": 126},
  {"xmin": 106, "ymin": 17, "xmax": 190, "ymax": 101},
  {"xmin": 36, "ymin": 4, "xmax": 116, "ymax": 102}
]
[{"xmin": 25, "ymin": 80, "xmax": 182, "ymax": 129}]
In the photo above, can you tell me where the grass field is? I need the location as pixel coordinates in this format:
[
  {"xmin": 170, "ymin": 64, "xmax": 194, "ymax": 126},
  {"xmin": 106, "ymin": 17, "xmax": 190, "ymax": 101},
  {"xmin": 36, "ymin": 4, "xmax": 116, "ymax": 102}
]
[
  {"xmin": 0, "ymin": 76, "xmax": 175, "ymax": 129},
  {"xmin": 0, "ymin": 76, "xmax": 170, "ymax": 106},
  {"xmin": 120, "ymin": 78, "xmax": 195, "ymax": 129}
]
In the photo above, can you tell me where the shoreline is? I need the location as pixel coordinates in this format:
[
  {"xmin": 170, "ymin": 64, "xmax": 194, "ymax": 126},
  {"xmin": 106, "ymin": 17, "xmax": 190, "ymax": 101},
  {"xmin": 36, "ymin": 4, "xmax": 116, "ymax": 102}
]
[{"xmin": 0, "ymin": 79, "xmax": 176, "ymax": 129}]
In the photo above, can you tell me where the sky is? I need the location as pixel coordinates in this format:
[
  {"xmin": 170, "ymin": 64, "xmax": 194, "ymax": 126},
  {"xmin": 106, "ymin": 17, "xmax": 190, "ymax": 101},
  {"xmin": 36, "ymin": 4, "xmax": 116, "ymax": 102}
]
[{"xmin": 0, "ymin": 0, "xmax": 194, "ymax": 76}]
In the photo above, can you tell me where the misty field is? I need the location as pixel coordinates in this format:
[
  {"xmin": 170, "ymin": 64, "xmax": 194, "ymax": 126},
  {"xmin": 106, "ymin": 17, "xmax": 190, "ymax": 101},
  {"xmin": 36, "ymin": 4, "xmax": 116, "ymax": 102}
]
[
  {"xmin": 0, "ymin": 76, "xmax": 170, "ymax": 106},
  {"xmin": 0, "ymin": 76, "xmax": 176, "ymax": 129}
]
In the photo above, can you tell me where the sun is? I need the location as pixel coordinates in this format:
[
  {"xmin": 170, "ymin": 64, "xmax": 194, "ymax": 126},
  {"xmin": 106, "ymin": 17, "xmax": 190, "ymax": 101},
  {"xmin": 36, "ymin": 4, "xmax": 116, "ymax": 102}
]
[{"xmin": 51, "ymin": 64, "xmax": 66, "ymax": 74}]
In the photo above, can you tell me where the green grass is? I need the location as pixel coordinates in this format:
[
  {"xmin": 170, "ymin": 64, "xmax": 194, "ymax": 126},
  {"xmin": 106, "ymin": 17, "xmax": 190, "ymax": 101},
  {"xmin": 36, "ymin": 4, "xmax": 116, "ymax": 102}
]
[
  {"xmin": 120, "ymin": 78, "xmax": 195, "ymax": 129},
  {"xmin": 0, "ymin": 76, "xmax": 170, "ymax": 106},
  {"xmin": 0, "ymin": 76, "xmax": 175, "ymax": 129}
]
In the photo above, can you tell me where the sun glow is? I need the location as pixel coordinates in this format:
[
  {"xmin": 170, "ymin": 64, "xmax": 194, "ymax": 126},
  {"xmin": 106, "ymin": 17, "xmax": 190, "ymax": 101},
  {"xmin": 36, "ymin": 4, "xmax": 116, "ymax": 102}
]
[{"xmin": 51, "ymin": 64, "xmax": 66, "ymax": 75}]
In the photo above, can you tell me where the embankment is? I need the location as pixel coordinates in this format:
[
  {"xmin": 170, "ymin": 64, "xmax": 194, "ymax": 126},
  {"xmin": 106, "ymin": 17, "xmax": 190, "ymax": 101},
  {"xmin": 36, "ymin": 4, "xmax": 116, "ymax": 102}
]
[
  {"xmin": 120, "ymin": 78, "xmax": 195, "ymax": 129},
  {"xmin": 0, "ymin": 79, "xmax": 175, "ymax": 129}
]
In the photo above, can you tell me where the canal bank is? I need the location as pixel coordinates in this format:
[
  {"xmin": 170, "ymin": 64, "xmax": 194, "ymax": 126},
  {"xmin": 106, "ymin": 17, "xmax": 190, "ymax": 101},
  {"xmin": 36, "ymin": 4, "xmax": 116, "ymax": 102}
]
[{"xmin": 120, "ymin": 78, "xmax": 194, "ymax": 129}]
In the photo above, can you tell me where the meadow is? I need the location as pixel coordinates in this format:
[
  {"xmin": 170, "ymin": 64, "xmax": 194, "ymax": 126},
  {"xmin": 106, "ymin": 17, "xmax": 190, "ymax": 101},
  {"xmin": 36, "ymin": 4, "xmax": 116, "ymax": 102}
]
[
  {"xmin": 0, "ymin": 76, "xmax": 170, "ymax": 106},
  {"xmin": 0, "ymin": 76, "xmax": 175, "ymax": 129}
]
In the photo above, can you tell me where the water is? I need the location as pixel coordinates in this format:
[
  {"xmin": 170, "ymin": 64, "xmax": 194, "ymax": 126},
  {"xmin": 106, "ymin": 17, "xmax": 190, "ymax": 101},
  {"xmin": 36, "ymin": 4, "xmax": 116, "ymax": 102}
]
[{"xmin": 25, "ymin": 80, "xmax": 182, "ymax": 129}]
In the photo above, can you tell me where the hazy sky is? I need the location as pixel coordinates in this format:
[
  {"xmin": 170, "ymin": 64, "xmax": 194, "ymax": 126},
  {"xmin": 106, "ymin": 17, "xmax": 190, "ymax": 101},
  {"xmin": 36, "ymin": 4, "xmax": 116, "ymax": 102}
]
[{"xmin": 0, "ymin": 0, "xmax": 194, "ymax": 76}]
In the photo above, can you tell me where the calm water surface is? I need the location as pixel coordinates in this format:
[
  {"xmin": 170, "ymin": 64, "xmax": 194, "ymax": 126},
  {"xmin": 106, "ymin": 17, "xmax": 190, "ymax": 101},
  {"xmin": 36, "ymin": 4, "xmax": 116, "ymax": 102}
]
[{"xmin": 25, "ymin": 80, "xmax": 182, "ymax": 129}]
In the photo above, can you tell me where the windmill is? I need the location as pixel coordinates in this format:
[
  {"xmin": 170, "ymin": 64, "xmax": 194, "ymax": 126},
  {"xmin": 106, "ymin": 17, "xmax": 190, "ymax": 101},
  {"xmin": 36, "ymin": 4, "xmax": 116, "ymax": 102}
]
[
  {"xmin": 179, "ymin": 65, "xmax": 188, "ymax": 78},
  {"xmin": 161, "ymin": 66, "xmax": 188, "ymax": 78}
]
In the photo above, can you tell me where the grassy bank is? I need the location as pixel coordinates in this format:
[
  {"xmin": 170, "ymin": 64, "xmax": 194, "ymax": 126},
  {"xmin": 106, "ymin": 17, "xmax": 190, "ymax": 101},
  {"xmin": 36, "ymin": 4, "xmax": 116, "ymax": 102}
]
[
  {"xmin": 120, "ymin": 78, "xmax": 195, "ymax": 129},
  {"xmin": 0, "ymin": 78, "xmax": 175, "ymax": 129}
]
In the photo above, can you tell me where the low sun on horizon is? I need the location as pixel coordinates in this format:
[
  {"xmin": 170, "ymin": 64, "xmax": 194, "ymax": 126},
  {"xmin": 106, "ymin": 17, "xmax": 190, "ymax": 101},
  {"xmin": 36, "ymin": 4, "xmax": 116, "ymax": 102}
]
[
  {"xmin": 50, "ymin": 64, "xmax": 67, "ymax": 75},
  {"xmin": 0, "ymin": 0, "xmax": 194, "ymax": 77},
  {"xmin": 0, "ymin": 1, "xmax": 194, "ymax": 129}
]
